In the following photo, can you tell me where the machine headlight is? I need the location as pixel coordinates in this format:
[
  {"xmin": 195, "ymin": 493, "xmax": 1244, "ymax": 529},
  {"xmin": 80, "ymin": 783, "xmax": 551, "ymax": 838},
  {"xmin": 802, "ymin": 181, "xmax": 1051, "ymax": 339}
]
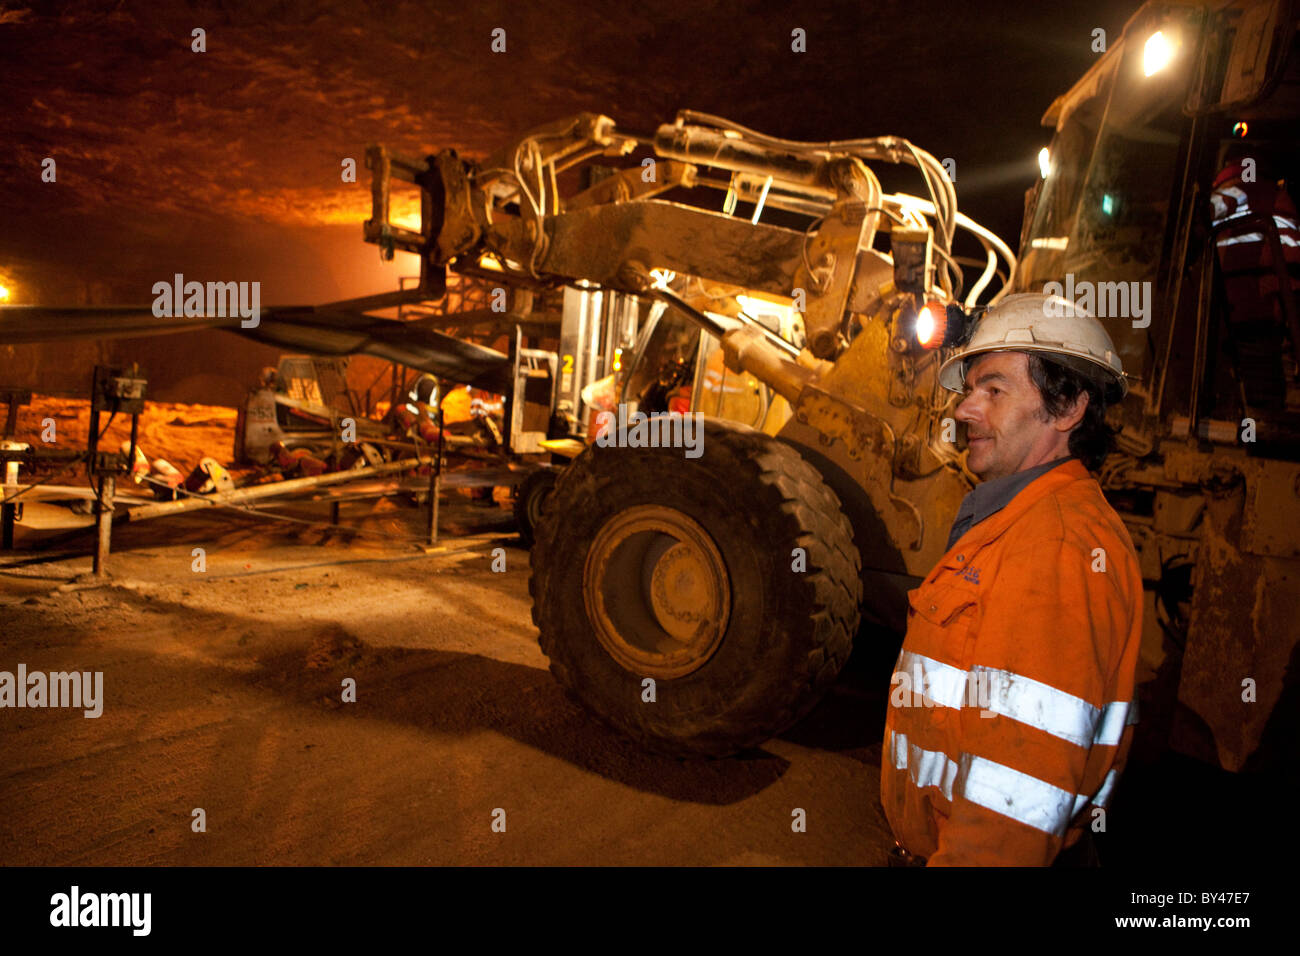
[{"xmin": 1144, "ymin": 30, "xmax": 1174, "ymax": 77}]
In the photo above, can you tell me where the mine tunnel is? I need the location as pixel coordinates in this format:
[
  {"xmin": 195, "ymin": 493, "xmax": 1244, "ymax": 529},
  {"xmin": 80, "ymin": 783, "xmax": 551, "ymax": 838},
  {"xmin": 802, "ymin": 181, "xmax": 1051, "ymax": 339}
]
[{"xmin": 0, "ymin": 0, "xmax": 1293, "ymax": 926}]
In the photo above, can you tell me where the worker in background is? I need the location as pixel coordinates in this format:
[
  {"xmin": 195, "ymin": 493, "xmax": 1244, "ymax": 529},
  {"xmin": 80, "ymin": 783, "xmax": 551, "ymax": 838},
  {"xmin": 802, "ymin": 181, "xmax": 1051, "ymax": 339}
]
[
  {"xmin": 881, "ymin": 293, "xmax": 1142, "ymax": 866},
  {"xmin": 1209, "ymin": 147, "xmax": 1300, "ymax": 410},
  {"xmin": 467, "ymin": 387, "xmax": 505, "ymax": 422},
  {"xmin": 391, "ymin": 373, "xmax": 443, "ymax": 445}
]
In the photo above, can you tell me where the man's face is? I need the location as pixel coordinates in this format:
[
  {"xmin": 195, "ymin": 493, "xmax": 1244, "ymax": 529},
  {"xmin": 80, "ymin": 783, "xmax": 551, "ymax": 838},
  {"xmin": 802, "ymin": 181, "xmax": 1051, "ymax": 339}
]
[{"xmin": 954, "ymin": 351, "xmax": 1068, "ymax": 480}]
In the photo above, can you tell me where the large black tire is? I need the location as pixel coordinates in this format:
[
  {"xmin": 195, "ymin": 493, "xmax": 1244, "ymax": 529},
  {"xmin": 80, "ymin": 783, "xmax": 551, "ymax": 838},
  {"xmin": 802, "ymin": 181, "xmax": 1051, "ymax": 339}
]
[
  {"xmin": 514, "ymin": 467, "xmax": 558, "ymax": 548},
  {"xmin": 529, "ymin": 418, "xmax": 862, "ymax": 757}
]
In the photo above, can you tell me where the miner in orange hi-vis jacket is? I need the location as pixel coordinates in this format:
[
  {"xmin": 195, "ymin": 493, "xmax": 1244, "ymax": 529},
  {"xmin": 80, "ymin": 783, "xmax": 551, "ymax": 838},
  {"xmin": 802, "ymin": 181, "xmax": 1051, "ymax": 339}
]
[{"xmin": 881, "ymin": 292, "xmax": 1142, "ymax": 868}]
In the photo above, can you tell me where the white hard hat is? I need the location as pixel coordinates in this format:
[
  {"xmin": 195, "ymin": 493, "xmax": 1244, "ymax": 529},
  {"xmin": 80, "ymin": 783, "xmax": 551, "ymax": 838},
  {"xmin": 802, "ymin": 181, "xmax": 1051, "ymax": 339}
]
[{"xmin": 938, "ymin": 292, "xmax": 1127, "ymax": 400}]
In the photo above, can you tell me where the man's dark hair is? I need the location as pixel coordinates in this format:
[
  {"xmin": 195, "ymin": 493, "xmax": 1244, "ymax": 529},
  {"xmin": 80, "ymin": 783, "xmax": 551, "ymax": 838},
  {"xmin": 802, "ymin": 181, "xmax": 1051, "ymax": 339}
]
[{"xmin": 1025, "ymin": 353, "xmax": 1116, "ymax": 471}]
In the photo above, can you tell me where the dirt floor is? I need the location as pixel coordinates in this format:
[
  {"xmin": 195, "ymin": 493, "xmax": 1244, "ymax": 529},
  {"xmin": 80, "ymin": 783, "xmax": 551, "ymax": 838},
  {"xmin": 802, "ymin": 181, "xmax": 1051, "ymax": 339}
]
[
  {"xmin": 1, "ymin": 500, "xmax": 1282, "ymax": 868},
  {"xmin": 0, "ymin": 491, "xmax": 905, "ymax": 867},
  {"xmin": 2, "ymin": 394, "xmax": 888, "ymax": 866}
]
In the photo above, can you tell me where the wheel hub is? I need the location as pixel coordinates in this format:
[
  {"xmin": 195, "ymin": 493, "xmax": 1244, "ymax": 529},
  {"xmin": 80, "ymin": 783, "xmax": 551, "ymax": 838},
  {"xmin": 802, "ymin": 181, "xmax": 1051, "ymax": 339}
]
[
  {"xmin": 526, "ymin": 485, "xmax": 548, "ymax": 528},
  {"xmin": 584, "ymin": 505, "xmax": 730, "ymax": 679}
]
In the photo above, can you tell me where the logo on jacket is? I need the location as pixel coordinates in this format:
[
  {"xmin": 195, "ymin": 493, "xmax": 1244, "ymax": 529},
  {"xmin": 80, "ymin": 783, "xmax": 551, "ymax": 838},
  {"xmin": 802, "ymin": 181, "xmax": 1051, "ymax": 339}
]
[{"xmin": 958, "ymin": 565, "xmax": 981, "ymax": 585}]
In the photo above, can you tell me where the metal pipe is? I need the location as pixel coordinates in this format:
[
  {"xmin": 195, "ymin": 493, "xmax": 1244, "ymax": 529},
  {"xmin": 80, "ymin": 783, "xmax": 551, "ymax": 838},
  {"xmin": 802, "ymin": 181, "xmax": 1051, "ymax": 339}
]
[
  {"xmin": 126, "ymin": 457, "xmax": 430, "ymax": 522},
  {"xmin": 93, "ymin": 475, "xmax": 114, "ymax": 576},
  {"xmin": 646, "ymin": 287, "xmax": 800, "ymax": 357},
  {"xmin": 692, "ymin": 175, "xmax": 834, "ymax": 218},
  {"xmin": 653, "ymin": 124, "xmax": 829, "ymax": 187},
  {"xmin": 717, "ymin": 325, "xmax": 818, "ymax": 404},
  {"xmin": 428, "ymin": 417, "xmax": 443, "ymax": 545}
]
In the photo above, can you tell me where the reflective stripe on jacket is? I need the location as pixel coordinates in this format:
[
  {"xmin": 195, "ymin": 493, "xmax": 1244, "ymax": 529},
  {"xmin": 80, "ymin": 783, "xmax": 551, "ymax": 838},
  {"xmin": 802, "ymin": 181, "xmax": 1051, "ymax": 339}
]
[{"xmin": 880, "ymin": 459, "xmax": 1142, "ymax": 866}]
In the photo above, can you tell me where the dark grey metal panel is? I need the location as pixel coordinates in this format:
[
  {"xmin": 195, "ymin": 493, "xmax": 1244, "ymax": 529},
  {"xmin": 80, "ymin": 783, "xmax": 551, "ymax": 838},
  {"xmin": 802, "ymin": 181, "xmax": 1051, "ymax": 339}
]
[{"xmin": 0, "ymin": 305, "xmax": 512, "ymax": 393}]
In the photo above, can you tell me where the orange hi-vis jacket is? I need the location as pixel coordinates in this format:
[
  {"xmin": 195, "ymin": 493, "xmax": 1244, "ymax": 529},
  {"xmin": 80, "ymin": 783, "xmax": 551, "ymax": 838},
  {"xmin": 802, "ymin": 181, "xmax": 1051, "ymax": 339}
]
[{"xmin": 881, "ymin": 459, "xmax": 1143, "ymax": 866}]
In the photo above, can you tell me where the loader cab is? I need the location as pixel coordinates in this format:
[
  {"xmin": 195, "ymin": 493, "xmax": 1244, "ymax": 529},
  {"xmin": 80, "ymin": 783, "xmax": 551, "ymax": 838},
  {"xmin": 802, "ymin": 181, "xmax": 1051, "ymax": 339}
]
[
  {"xmin": 544, "ymin": 279, "xmax": 801, "ymax": 444},
  {"xmin": 1018, "ymin": 0, "xmax": 1300, "ymax": 452}
]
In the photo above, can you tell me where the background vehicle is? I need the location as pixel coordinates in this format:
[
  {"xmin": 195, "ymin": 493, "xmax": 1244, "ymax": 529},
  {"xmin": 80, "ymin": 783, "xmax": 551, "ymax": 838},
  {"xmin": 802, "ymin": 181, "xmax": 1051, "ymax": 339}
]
[
  {"xmin": 1016, "ymin": 0, "xmax": 1299, "ymax": 772},
  {"xmin": 236, "ymin": 355, "xmax": 389, "ymax": 466}
]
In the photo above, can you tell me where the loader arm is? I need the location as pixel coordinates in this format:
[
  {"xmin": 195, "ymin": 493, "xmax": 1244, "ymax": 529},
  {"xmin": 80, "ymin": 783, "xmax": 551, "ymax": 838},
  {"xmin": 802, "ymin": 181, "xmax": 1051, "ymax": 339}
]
[{"xmin": 363, "ymin": 111, "xmax": 1000, "ymax": 362}]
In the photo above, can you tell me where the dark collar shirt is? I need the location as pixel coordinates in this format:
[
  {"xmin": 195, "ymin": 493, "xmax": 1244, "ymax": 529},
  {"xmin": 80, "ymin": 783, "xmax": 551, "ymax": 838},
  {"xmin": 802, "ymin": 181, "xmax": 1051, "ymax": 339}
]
[{"xmin": 945, "ymin": 456, "xmax": 1075, "ymax": 552}]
